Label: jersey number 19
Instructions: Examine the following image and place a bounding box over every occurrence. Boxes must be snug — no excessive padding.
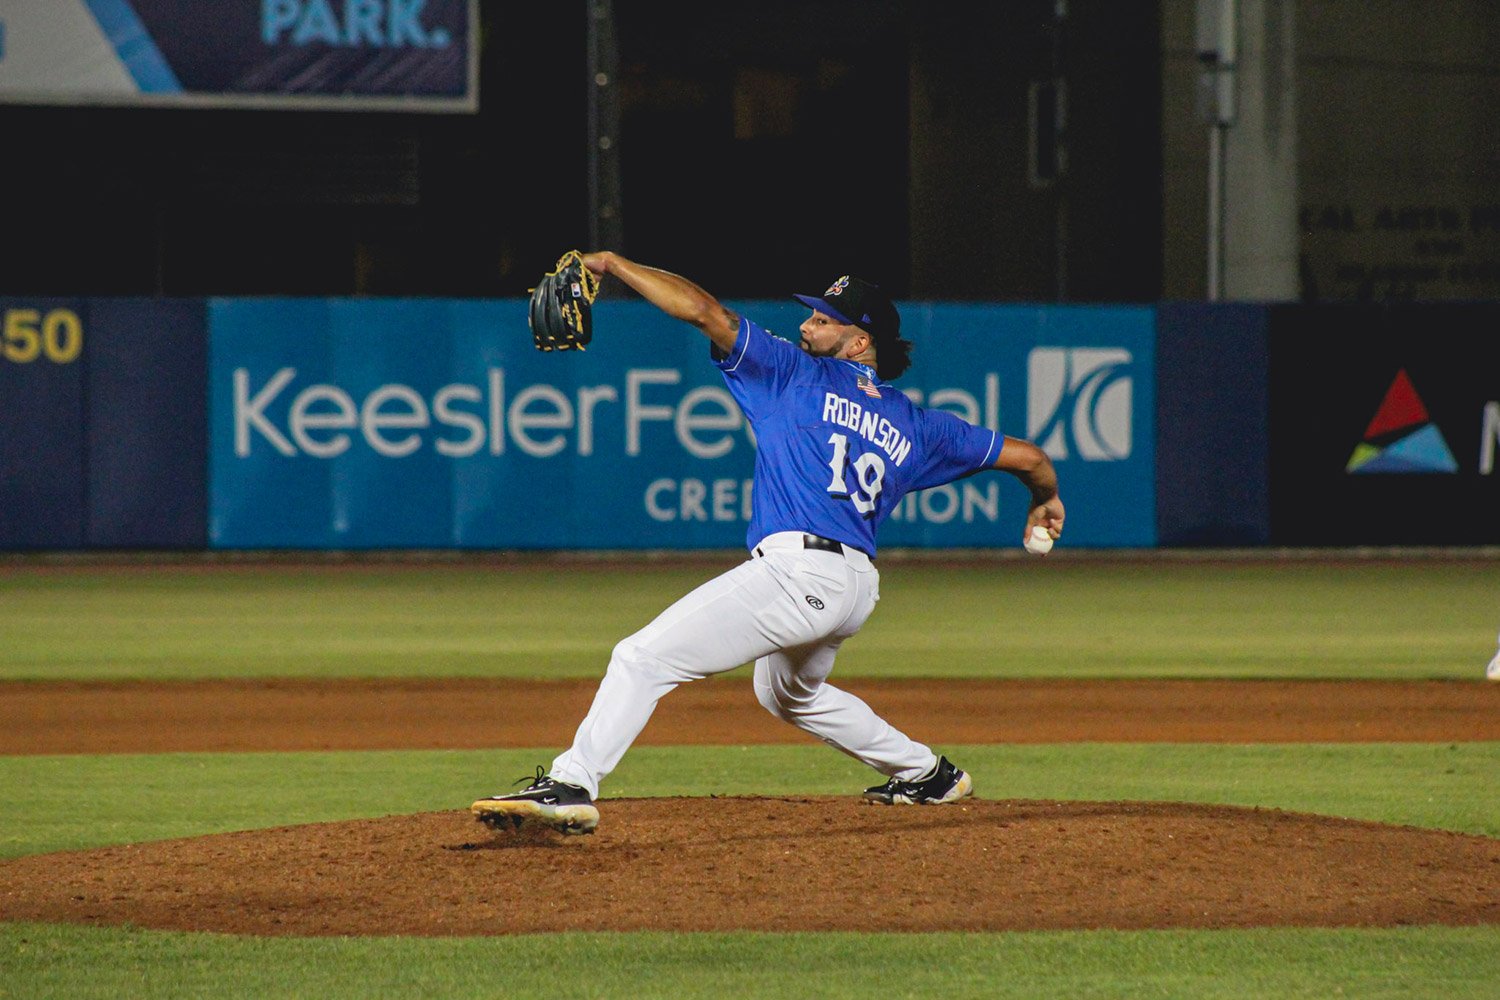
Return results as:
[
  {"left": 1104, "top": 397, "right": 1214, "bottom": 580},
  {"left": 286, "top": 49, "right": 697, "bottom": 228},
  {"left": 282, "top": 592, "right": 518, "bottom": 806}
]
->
[{"left": 825, "top": 433, "right": 886, "bottom": 518}]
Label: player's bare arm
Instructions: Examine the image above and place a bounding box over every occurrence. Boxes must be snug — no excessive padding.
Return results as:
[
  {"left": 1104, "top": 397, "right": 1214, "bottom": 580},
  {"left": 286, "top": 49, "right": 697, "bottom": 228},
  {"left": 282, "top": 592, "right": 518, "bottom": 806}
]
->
[
  {"left": 992, "top": 436, "right": 1065, "bottom": 540},
  {"left": 581, "top": 251, "right": 740, "bottom": 352}
]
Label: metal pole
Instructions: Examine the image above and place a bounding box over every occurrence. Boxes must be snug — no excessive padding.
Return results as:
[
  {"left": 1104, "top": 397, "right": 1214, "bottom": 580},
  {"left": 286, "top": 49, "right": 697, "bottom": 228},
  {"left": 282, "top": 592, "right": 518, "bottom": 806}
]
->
[
  {"left": 1206, "top": 123, "right": 1224, "bottom": 301},
  {"left": 1197, "top": 0, "right": 1237, "bottom": 301},
  {"left": 586, "top": 0, "right": 623, "bottom": 252},
  {"left": 1053, "top": 0, "right": 1068, "bottom": 302}
]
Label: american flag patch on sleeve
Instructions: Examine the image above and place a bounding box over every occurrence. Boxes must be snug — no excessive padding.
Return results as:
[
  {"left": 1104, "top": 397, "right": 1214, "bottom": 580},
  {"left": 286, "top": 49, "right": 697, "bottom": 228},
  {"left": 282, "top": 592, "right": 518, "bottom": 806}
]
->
[{"left": 857, "top": 375, "right": 882, "bottom": 399}]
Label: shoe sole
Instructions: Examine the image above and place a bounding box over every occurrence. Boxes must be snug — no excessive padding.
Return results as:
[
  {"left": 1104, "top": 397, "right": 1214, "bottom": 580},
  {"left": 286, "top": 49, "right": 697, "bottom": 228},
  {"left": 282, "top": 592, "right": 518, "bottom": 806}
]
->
[
  {"left": 862, "top": 770, "right": 973, "bottom": 806},
  {"left": 470, "top": 798, "right": 599, "bottom": 835}
]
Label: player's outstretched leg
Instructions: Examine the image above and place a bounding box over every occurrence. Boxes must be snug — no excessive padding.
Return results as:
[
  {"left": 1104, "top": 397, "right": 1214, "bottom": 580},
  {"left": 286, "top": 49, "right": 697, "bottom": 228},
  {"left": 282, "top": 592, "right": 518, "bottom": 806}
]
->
[
  {"left": 862, "top": 755, "right": 973, "bottom": 806},
  {"left": 752, "top": 648, "right": 971, "bottom": 805},
  {"left": 471, "top": 766, "right": 599, "bottom": 835}
]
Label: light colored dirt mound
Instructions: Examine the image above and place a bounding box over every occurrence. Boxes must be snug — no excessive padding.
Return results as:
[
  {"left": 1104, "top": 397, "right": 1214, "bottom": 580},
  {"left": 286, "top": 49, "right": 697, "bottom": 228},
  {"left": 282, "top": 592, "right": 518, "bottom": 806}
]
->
[
  {"left": 4, "top": 678, "right": 1497, "bottom": 754},
  {"left": 3, "top": 798, "right": 1496, "bottom": 936}
]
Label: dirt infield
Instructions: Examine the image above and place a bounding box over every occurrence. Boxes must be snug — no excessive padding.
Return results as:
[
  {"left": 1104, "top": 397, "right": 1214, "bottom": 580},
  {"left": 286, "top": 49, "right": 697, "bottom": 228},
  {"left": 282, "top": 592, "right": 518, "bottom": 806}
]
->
[
  {"left": 3, "top": 678, "right": 1498, "bottom": 936},
  {"left": 4, "top": 677, "right": 1498, "bottom": 754}
]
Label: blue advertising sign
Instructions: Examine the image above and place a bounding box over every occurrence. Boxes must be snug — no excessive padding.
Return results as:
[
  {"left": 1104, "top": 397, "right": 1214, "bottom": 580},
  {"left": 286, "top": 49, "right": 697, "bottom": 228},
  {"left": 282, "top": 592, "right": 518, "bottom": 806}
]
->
[
  {"left": 0, "top": 0, "right": 475, "bottom": 111},
  {"left": 208, "top": 299, "right": 1155, "bottom": 550},
  {"left": 886, "top": 304, "right": 1156, "bottom": 549}
]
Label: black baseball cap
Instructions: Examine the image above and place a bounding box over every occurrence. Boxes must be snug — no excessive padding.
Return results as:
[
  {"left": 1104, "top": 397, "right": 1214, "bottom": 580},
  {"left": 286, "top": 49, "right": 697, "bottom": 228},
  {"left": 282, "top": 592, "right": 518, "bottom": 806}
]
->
[
  {"left": 794, "top": 275, "right": 912, "bottom": 379},
  {"left": 793, "top": 275, "right": 900, "bottom": 342}
]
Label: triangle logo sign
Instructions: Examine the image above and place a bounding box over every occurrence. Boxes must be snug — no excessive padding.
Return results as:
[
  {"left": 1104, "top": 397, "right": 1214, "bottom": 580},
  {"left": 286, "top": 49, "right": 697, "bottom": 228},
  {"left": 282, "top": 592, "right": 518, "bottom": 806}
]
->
[{"left": 1346, "top": 370, "right": 1458, "bottom": 474}]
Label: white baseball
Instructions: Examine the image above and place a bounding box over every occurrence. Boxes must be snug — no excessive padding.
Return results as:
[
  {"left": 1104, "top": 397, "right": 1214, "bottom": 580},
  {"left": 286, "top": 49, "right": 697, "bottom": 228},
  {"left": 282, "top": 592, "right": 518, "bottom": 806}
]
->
[{"left": 1024, "top": 525, "right": 1054, "bottom": 555}]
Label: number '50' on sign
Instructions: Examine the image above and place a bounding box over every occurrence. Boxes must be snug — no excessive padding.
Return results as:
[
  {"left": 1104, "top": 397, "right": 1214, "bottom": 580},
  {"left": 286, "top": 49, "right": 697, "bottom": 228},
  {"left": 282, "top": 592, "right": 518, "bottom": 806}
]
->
[{"left": 2, "top": 309, "right": 83, "bottom": 364}]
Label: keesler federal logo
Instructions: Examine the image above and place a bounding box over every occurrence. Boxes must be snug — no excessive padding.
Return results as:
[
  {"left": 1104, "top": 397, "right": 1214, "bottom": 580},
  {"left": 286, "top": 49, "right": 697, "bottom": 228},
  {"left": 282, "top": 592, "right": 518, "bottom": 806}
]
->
[
  {"left": 1027, "top": 348, "right": 1133, "bottom": 461},
  {"left": 1346, "top": 369, "right": 1458, "bottom": 474}
]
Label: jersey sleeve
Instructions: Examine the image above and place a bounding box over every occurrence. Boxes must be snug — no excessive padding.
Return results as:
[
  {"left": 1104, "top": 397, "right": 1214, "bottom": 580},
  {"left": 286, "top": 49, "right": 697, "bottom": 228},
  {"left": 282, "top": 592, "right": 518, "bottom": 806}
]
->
[
  {"left": 714, "top": 316, "right": 811, "bottom": 401},
  {"left": 908, "top": 407, "right": 1002, "bottom": 491}
]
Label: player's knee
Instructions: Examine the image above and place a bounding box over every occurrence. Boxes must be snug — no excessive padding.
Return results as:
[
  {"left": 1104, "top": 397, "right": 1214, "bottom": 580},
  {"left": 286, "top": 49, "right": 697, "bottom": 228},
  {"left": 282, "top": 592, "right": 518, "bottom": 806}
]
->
[
  {"left": 609, "top": 638, "right": 650, "bottom": 671},
  {"left": 608, "top": 638, "right": 677, "bottom": 682},
  {"left": 753, "top": 680, "right": 793, "bottom": 720},
  {"left": 756, "top": 678, "right": 813, "bottom": 722}
]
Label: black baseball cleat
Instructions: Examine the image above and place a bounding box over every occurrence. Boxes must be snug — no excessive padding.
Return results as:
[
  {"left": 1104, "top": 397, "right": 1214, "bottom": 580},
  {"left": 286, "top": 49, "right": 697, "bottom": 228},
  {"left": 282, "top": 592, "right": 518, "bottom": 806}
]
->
[
  {"left": 862, "top": 755, "right": 973, "bottom": 805},
  {"left": 470, "top": 766, "right": 599, "bottom": 835}
]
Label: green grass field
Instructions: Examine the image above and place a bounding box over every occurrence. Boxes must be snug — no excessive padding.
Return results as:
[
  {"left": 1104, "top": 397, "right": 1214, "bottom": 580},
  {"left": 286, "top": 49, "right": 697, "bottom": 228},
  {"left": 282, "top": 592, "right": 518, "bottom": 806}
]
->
[
  {"left": 2, "top": 558, "right": 1498, "bottom": 999},
  {"left": 2, "top": 559, "right": 1495, "bottom": 680}
]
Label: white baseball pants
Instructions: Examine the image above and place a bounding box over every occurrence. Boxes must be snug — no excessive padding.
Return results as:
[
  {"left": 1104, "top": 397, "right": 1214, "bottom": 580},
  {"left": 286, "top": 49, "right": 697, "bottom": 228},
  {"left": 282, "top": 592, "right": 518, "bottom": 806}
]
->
[{"left": 549, "top": 531, "right": 940, "bottom": 799}]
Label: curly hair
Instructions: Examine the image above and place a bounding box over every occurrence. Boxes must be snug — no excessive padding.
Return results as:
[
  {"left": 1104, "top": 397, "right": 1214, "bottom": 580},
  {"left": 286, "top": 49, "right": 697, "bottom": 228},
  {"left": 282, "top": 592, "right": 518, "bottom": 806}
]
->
[{"left": 875, "top": 334, "right": 913, "bottom": 381}]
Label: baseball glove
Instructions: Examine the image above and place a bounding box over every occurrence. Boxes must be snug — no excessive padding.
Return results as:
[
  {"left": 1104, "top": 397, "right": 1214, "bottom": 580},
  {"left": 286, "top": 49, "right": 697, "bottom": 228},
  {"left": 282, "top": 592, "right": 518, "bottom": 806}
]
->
[{"left": 528, "top": 250, "right": 599, "bottom": 351}]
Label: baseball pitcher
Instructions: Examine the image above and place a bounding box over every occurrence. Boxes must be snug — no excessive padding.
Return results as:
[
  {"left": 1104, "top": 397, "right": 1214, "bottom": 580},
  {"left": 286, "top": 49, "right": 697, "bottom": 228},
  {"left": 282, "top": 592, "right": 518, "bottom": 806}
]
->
[{"left": 473, "top": 252, "right": 1065, "bottom": 834}]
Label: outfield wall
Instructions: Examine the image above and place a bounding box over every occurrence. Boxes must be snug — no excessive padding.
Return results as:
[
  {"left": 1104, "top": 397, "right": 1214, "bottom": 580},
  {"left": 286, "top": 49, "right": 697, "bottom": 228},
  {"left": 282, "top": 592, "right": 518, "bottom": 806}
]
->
[
  {"left": 2, "top": 298, "right": 1496, "bottom": 550},
  {"left": 1266, "top": 304, "right": 1500, "bottom": 547},
  {"left": 0, "top": 299, "right": 206, "bottom": 549}
]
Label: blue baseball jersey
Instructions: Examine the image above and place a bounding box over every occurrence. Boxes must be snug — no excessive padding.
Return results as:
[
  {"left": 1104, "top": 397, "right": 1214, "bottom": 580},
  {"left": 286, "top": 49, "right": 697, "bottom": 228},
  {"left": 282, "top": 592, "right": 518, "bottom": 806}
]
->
[{"left": 715, "top": 316, "right": 1002, "bottom": 557}]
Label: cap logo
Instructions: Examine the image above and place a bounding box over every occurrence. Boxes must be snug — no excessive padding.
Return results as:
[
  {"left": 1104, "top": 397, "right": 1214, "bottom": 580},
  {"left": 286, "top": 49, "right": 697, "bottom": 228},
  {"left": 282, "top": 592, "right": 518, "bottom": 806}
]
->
[{"left": 825, "top": 276, "right": 850, "bottom": 297}]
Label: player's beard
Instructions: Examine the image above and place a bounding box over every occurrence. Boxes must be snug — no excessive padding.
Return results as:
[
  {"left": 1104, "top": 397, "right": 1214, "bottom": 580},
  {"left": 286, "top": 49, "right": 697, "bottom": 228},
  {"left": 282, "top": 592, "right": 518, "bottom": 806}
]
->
[{"left": 801, "top": 330, "right": 857, "bottom": 359}]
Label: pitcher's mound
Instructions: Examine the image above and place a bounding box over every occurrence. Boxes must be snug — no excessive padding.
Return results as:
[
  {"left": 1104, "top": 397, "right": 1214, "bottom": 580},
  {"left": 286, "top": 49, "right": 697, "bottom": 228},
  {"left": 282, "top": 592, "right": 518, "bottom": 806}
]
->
[{"left": 4, "top": 798, "right": 1497, "bottom": 936}]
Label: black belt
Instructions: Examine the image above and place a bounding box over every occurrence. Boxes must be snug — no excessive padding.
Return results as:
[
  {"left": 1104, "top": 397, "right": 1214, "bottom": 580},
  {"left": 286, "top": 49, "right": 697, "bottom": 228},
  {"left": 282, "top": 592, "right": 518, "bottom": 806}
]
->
[
  {"left": 801, "top": 533, "right": 844, "bottom": 554},
  {"left": 754, "top": 533, "right": 869, "bottom": 559}
]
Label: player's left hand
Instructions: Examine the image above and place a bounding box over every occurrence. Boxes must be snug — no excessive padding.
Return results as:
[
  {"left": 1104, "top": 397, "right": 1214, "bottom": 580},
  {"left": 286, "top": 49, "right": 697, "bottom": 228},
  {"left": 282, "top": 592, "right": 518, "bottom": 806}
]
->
[{"left": 528, "top": 250, "right": 600, "bottom": 352}]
